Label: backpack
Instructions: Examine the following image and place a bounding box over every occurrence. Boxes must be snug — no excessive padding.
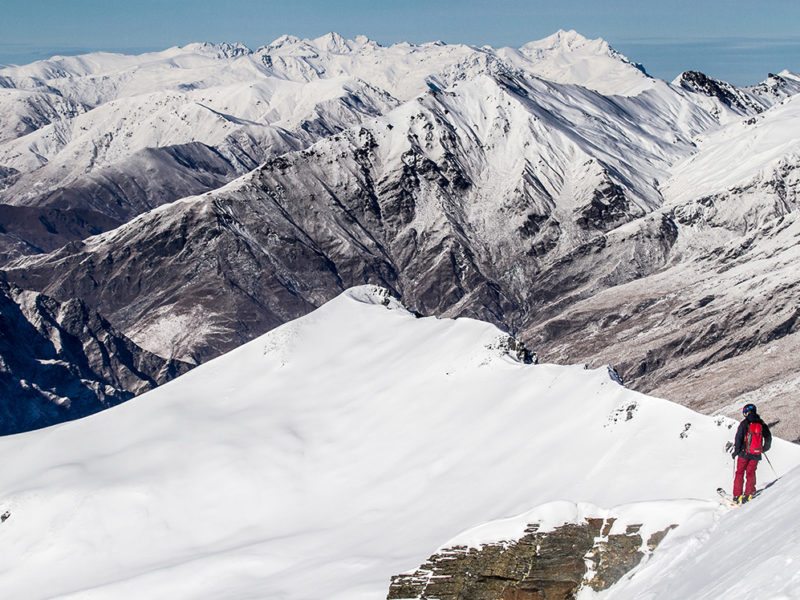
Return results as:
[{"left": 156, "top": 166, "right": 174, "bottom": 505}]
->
[{"left": 745, "top": 422, "right": 764, "bottom": 455}]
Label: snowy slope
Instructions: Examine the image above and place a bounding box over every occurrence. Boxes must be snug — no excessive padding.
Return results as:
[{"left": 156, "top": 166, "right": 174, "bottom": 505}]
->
[
  {"left": 0, "top": 88, "right": 86, "bottom": 143},
  {"left": 665, "top": 92, "right": 800, "bottom": 208},
  {"left": 0, "top": 286, "right": 797, "bottom": 599},
  {"left": 598, "top": 464, "right": 800, "bottom": 600}
]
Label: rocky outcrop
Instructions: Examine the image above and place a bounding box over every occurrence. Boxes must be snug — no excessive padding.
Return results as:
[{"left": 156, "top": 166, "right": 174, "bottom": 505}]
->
[
  {"left": 388, "top": 516, "right": 675, "bottom": 600},
  {"left": 675, "top": 70, "right": 764, "bottom": 115},
  {"left": 0, "top": 274, "right": 192, "bottom": 435}
]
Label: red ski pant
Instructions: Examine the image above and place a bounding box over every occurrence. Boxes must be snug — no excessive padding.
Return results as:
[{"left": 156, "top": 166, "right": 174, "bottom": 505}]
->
[{"left": 733, "top": 457, "right": 758, "bottom": 497}]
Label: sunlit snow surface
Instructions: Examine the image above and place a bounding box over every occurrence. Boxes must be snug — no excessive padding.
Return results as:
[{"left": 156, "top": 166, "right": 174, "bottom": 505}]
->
[
  {"left": 591, "top": 465, "right": 800, "bottom": 600},
  {"left": 0, "top": 286, "right": 798, "bottom": 599}
]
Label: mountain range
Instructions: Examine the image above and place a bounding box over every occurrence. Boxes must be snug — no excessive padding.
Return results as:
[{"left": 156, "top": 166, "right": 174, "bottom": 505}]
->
[{"left": 1, "top": 30, "right": 799, "bottom": 437}]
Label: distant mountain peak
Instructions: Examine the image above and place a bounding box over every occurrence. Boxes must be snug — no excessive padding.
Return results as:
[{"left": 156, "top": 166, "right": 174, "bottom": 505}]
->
[
  {"left": 312, "top": 32, "right": 350, "bottom": 52},
  {"left": 262, "top": 32, "right": 380, "bottom": 56},
  {"left": 511, "top": 30, "right": 651, "bottom": 94},
  {"left": 778, "top": 69, "right": 800, "bottom": 82},
  {"left": 674, "top": 70, "right": 766, "bottom": 114},
  {"left": 519, "top": 30, "right": 648, "bottom": 77},
  {"left": 353, "top": 34, "right": 378, "bottom": 47},
  {"left": 522, "top": 29, "right": 607, "bottom": 53},
  {"left": 538, "top": 29, "right": 595, "bottom": 48},
  {"left": 269, "top": 34, "right": 302, "bottom": 47},
  {"left": 179, "top": 41, "right": 252, "bottom": 58}
]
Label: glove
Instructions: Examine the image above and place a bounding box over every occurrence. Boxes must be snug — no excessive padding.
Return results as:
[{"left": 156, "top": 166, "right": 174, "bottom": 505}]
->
[{"left": 730, "top": 448, "right": 739, "bottom": 459}]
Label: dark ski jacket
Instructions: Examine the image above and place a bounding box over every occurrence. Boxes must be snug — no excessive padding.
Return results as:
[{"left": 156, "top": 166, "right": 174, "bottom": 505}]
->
[{"left": 734, "top": 412, "right": 772, "bottom": 461}]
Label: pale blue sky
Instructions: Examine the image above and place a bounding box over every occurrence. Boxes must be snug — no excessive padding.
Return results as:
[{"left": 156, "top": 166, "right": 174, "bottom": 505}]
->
[{"left": 2, "top": 0, "right": 799, "bottom": 84}]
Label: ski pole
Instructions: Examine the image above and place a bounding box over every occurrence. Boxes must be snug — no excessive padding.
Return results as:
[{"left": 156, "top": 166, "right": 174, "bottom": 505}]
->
[{"left": 764, "top": 453, "right": 778, "bottom": 478}]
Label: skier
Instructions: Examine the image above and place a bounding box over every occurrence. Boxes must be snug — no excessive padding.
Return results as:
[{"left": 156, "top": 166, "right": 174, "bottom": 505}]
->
[{"left": 731, "top": 403, "right": 772, "bottom": 503}]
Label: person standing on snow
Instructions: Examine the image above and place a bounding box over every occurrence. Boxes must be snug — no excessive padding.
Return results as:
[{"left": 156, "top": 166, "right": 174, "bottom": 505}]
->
[{"left": 732, "top": 403, "right": 772, "bottom": 503}]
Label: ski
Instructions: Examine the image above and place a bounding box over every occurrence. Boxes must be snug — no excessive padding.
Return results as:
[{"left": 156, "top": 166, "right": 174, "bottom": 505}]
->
[
  {"left": 716, "top": 487, "right": 738, "bottom": 507},
  {"left": 716, "top": 486, "right": 767, "bottom": 506}
]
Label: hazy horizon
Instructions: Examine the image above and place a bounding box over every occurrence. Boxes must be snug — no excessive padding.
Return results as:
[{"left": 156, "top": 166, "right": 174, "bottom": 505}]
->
[{"left": 2, "top": 0, "right": 799, "bottom": 86}]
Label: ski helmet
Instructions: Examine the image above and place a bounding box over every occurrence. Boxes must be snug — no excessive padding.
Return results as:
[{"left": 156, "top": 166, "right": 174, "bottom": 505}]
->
[{"left": 742, "top": 403, "right": 757, "bottom": 415}]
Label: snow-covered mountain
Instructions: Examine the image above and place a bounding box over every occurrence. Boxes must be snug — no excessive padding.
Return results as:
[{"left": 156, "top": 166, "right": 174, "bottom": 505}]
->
[
  {"left": 0, "top": 77, "right": 396, "bottom": 260},
  {"left": 0, "top": 30, "right": 786, "bottom": 261},
  {"left": 674, "top": 69, "right": 800, "bottom": 120},
  {"left": 5, "top": 64, "right": 717, "bottom": 360},
  {"left": 1, "top": 286, "right": 797, "bottom": 598},
  {"left": 524, "top": 93, "right": 800, "bottom": 437},
  {"left": 513, "top": 29, "right": 653, "bottom": 96},
  {"left": 2, "top": 31, "right": 800, "bottom": 437}
]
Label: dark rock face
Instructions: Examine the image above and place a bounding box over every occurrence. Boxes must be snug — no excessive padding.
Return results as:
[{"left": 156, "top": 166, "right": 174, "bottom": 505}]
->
[
  {"left": 0, "top": 204, "right": 121, "bottom": 264},
  {"left": 0, "top": 166, "right": 20, "bottom": 191},
  {"left": 676, "top": 71, "right": 763, "bottom": 114},
  {"left": 746, "top": 73, "right": 800, "bottom": 103},
  {"left": 575, "top": 181, "right": 632, "bottom": 232},
  {"left": 0, "top": 274, "right": 192, "bottom": 435},
  {"left": 387, "top": 517, "right": 675, "bottom": 600}
]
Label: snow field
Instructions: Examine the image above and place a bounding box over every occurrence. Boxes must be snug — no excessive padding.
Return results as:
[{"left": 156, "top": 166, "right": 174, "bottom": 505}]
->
[{"left": 0, "top": 286, "right": 798, "bottom": 599}]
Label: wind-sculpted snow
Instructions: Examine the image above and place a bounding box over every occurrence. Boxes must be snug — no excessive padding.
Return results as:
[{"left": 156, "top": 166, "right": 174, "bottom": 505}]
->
[{"left": 0, "top": 286, "right": 797, "bottom": 598}]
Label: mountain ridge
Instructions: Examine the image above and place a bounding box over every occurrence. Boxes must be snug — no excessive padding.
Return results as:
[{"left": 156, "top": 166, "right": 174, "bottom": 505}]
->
[{"left": 1, "top": 285, "right": 797, "bottom": 598}]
